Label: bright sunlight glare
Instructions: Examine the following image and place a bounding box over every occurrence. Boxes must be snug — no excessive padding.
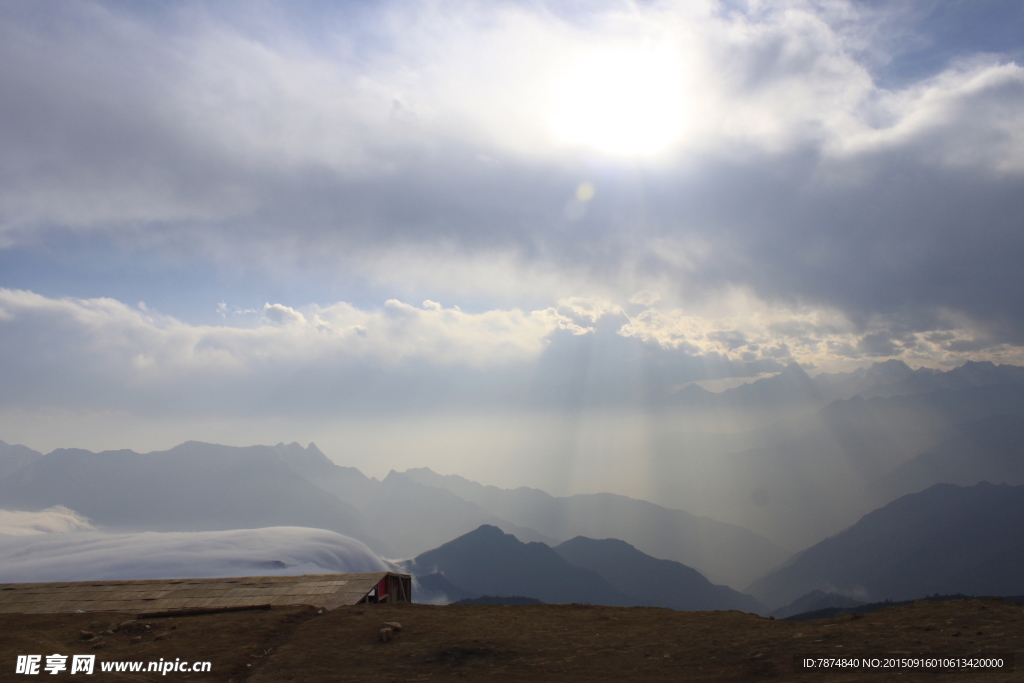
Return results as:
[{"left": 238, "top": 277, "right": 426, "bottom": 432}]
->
[{"left": 548, "top": 46, "right": 688, "bottom": 158}]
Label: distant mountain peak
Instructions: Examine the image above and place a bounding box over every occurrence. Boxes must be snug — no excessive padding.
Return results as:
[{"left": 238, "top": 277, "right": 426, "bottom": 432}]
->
[
  {"left": 563, "top": 535, "right": 632, "bottom": 548},
  {"left": 464, "top": 524, "right": 508, "bottom": 539},
  {"left": 866, "top": 359, "right": 912, "bottom": 375},
  {"left": 404, "top": 466, "right": 439, "bottom": 476},
  {"left": 781, "top": 362, "right": 810, "bottom": 376},
  {"left": 873, "top": 359, "right": 911, "bottom": 368},
  {"left": 677, "top": 382, "right": 713, "bottom": 396},
  {"left": 859, "top": 359, "right": 915, "bottom": 387},
  {"left": 424, "top": 524, "right": 540, "bottom": 557}
]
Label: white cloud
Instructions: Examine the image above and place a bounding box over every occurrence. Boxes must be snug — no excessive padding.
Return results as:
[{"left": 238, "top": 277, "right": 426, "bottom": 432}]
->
[
  {"left": 0, "top": 1, "right": 1022, "bottom": 405},
  {"left": 0, "top": 288, "right": 587, "bottom": 384},
  {"left": 832, "top": 60, "right": 1024, "bottom": 171},
  {"left": 556, "top": 296, "right": 623, "bottom": 324},
  {"left": 0, "top": 506, "right": 95, "bottom": 536},
  {"left": 1, "top": 287, "right": 1020, "bottom": 418},
  {"left": 615, "top": 290, "right": 1024, "bottom": 372},
  {"left": 629, "top": 291, "right": 661, "bottom": 306},
  {"left": 2, "top": 0, "right": 1021, "bottom": 236},
  {"left": 0, "top": 527, "right": 390, "bottom": 583},
  {"left": 263, "top": 303, "right": 305, "bottom": 326}
]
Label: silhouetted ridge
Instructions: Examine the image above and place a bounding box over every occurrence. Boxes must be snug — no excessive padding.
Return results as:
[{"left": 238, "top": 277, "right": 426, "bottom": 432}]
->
[
  {"left": 399, "top": 468, "right": 787, "bottom": 588},
  {"left": 783, "top": 594, "right": 1001, "bottom": 622},
  {"left": 404, "top": 526, "right": 765, "bottom": 612},
  {"left": 0, "top": 441, "right": 383, "bottom": 552},
  {"left": 404, "top": 525, "right": 632, "bottom": 606},
  {"left": 452, "top": 596, "right": 543, "bottom": 605},
  {"left": 555, "top": 536, "right": 764, "bottom": 613},
  {"left": 749, "top": 482, "right": 1024, "bottom": 609}
]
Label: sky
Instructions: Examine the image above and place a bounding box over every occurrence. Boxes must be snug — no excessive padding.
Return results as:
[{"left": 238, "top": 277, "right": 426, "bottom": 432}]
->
[{"left": 1, "top": 0, "right": 1022, "bottom": 488}]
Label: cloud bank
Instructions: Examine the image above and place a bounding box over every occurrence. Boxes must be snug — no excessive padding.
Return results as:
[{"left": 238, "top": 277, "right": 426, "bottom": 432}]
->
[
  {"left": 0, "top": 286, "right": 1017, "bottom": 419},
  {"left": 0, "top": 506, "right": 95, "bottom": 536},
  {"left": 0, "top": 526, "right": 390, "bottom": 583},
  {"left": 0, "top": 0, "right": 1020, "bottom": 342}
]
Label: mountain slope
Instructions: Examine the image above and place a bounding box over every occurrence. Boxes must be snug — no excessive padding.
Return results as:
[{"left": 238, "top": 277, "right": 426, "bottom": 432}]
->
[
  {"left": 554, "top": 536, "right": 764, "bottom": 613},
  {"left": 747, "top": 482, "right": 1024, "bottom": 609},
  {"left": 0, "top": 440, "right": 42, "bottom": 480},
  {"left": 0, "top": 441, "right": 386, "bottom": 553},
  {"left": 686, "top": 360, "right": 1024, "bottom": 409},
  {"left": 0, "top": 439, "right": 559, "bottom": 561},
  {"left": 769, "top": 590, "right": 866, "bottom": 619},
  {"left": 404, "top": 525, "right": 633, "bottom": 606},
  {"left": 359, "top": 472, "right": 559, "bottom": 558},
  {"left": 643, "top": 378, "right": 1024, "bottom": 550},
  {"left": 871, "top": 414, "right": 1024, "bottom": 501},
  {"left": 399, "top": 468, "right": 788, "bottom": 589},
  {"left": 271, "top": 441, "right": 378, "bottom": 509}
]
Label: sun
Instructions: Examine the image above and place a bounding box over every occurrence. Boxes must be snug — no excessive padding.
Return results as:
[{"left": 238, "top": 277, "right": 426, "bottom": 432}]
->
[{"left": 548, "top": 46, "right": 687, "bottom": 158}]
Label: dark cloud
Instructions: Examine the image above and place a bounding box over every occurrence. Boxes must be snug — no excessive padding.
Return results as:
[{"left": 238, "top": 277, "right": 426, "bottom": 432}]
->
[
  {"left": 857, "top": 331, "right": 900, "bottom": 357},
  {"left": 0, "top": 0, "right": 1021, "bottom": 383},
  {"left": 945, "top": 337, "right": 998, "bottom": 353},
  {"left": 707, "top": 330, "right": 749, "bottom": 351}
]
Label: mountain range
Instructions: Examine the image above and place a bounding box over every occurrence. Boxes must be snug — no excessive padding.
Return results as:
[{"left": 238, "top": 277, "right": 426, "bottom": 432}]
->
[
  {"left": 676, "top": 360, "right": 1024, "bottom": 412},
  {"left": 404, "top": 525, "right": 633, "bottom": 607},
  {"left": 554, "top": 535, "right": 764, "bottom": 612},
  {"left": 870, "top": 413, "right": 1024, "bottom": 502},
  {"left": 645, "top": 362, "right": 1024, "bottom": 548},
  {"left": 0, "top": 438, "right": 783, "bottom": 587},
  {"left": 3, "top": 360, "right": 1023, "bottom": 607},
  {"left": 403, "top": 525, "right": 764, "bottom": 613},
  {"left": 403, "top": 481, "right": 1024, "bottom": 616},
  {"left": 398, "top": 467, "right": 786, "bottom": 588},
  {"left": 0, "top": 441, "right": 381, "bottom": 549},
  {"left": 769, "top": 590, "right": 866, "bottom": 620},
  {"left": 748, "top": 481, "right": 1024, "bottom": 609}
]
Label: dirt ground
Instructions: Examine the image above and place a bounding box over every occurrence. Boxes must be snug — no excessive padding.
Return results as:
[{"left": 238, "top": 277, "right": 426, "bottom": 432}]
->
[{"left": 1, "top": 598, "right": 1021, "bottom": 682}]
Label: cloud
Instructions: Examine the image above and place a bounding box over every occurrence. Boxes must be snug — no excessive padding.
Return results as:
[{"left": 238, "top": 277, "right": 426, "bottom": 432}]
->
[
  {"left": 0, "top": 526, "right": 390, "bottom": 583},
  {"left": 0, "top": 506, "right": 95, "bottom": 536},
  {"left": 0, "top": 288, "right": 600, "bottom": 414},
  {"left": 0, "top": 288, "right": 580, "bottom": 374},
  {"left": 823, "top": 58, "right": 1024, "bottom": 170},
  {"left": 629, "top": 291, "right": 661, "bottom": 306},
  {"left": 0, "top": 0, "right": 1021, "bottom": 390},
  {"left": 263, "top": 303, "right": 305, "bottom": 326},
  {"left": 1, "top": 287, "right": 1021, "bottom": 420}
]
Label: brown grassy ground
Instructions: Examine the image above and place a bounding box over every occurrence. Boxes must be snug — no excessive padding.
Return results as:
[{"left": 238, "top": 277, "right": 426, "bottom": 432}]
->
[{"left": 1, "top": 599, "right": 1021, "bottom": 682}]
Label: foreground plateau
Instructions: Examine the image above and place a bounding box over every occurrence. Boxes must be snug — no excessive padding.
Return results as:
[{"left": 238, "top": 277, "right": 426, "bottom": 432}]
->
[{"left": 2, "top": 599, "right": 1022, "bottom": 681}]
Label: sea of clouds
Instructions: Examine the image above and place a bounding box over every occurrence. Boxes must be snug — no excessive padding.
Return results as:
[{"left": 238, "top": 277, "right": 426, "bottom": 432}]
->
[{"left": 0, "top": 507, "right": 392, "bottom": 583}]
